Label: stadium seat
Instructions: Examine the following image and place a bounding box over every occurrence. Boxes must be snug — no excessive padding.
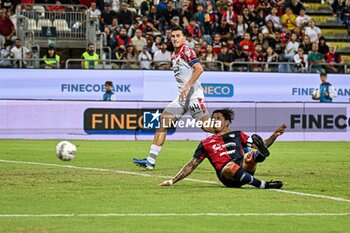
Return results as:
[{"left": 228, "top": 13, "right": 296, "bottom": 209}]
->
[
  {"left": 33, "top": 5, "right": 46, "bottom": 18},
  {"left": 53, "top": 19, "right": 70, "bottom": 32},
  {"left": 27, "top": 19, "right": 37, "bottom": 31},
  {"left": 37, "top": 19, "right": 53, "bottom": 30}
]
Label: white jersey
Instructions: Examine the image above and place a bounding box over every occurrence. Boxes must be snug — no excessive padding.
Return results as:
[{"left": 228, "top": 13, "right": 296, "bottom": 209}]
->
[{"left": 171, "top": 44, "right": 204, "bottom": 99}]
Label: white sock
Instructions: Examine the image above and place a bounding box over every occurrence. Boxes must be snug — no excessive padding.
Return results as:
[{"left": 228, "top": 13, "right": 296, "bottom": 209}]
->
[
  {"left": 147, "top": 144, "right": 161, "bottom": 164},
  {"left": 260, "top": 181, "right": 266, "bottom": 189}
]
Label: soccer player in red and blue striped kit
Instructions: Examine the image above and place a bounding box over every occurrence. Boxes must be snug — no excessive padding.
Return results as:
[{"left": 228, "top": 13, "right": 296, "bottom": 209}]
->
[{"left": 160, "top": 108, "right": 286, "bottom": 189}]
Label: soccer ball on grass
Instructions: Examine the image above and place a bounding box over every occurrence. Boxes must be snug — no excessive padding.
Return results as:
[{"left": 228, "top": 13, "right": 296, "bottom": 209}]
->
[{"left": 55, "top": 141, "right": 77, "bottom": 161}]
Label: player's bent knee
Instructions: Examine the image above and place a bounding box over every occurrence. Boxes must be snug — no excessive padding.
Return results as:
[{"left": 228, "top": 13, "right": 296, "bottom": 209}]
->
[{"left": 221, "top": 162, "right": 240, "bottom": 179}]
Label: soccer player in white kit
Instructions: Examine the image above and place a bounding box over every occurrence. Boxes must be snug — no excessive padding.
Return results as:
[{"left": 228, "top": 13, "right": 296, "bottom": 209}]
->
[{"left": 133, "top": 26, "right": 213, "bottom": 170}]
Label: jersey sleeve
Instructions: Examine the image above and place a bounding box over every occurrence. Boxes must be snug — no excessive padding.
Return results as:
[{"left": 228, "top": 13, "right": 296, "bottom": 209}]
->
[
  {"left": 193, "top": 141, "right": 207, "bottom": 161},
  {"left": 240, "top": 131, "right": 251, "bottom": 148},
  {"left": 183, "top": 47, "right": 199, "bottom": 67}
]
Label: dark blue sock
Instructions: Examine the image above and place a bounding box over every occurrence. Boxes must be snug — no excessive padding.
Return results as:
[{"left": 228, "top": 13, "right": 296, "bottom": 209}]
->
[
  {"left": 253, "top": 151, "right": 266, "bottom": 163},
  {"left": 233, "top": 167, "right": 265, "bottom": 189}
]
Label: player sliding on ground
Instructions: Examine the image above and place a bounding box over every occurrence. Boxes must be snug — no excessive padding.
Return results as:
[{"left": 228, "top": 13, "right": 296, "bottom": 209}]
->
[
  {"left": 133, "top": 26, "right": 213, "bottom": 170},
  {"left": 160, "top": 108, "right": 286, "bottom": 189}
]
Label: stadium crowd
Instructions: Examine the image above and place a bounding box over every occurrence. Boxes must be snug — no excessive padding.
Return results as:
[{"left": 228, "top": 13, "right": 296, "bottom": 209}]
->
[{"left": 0, "top": 0, "right": 348, "bottom": 72}]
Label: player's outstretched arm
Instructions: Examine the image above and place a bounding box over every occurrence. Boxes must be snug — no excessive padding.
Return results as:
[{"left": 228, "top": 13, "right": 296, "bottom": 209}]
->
[
  {"left": 264, "top": 124, "right": 287, "bottom": 148},
  {"left": 159, "top": 158, "right": 202, "bottom": 186},
  {"left": 179, "top": 63, "right": 203, "bottom": 101}
]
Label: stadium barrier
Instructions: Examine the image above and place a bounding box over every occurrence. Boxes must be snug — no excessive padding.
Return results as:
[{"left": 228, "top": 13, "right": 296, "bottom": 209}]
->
[
  {"left": 17, "top": 4, "right": 88, "bottom": 40},
  {"left": 0, "top": 58, "right": 60, "bottom": 69},
  {"left": 1, "top": 69, "right": 349, "bottom": 102},
  {"left": 0, "top": 100, "right": 349, "bottom": 141}
]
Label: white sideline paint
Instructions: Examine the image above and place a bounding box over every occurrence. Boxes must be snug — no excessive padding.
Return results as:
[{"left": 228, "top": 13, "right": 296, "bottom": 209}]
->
[
  {"left": 0, "top": 213, "right": 349, "bottom": 218},
  {"left": 0, "top": 159, "right": 350, "bottom": 203}
]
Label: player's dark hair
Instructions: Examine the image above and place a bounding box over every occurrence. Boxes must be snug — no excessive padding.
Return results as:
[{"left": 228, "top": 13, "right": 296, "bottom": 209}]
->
[
  {"left": 212, "top": 108, "right": 235, "bottom": 123},
  {"left": 171, "top": 26, "right": 184, "bottom": 34},
  {"left": 105, "top": 81, "right": 113, "bottom": 86}
]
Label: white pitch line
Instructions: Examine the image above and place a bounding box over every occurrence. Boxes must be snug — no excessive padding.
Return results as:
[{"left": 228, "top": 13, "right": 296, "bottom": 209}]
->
[
  {"left": 0, "top": 213, "right": 349, "bottom": 218},
  {"left": 0, "top": 159, "right": 350, "bottom": 203}
]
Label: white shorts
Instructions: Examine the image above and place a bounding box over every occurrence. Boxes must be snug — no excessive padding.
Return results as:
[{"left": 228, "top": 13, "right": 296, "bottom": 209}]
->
[{"left": 164, "top": 97, "right": 209, "bottom": 120}]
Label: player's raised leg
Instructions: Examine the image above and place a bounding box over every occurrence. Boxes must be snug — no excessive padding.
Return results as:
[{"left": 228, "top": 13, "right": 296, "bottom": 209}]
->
[{"left": 132, "top": 110, "right": 179, "bottom": 170}]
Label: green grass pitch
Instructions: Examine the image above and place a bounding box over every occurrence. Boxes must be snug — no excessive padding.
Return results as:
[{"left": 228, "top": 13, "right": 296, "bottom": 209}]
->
[{"left": 0, "top": 140, "right": 349, "bottom": 233}]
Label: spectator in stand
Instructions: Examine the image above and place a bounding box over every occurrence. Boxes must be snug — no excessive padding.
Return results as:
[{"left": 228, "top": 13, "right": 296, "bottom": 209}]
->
[
  {"left": 87, "top": 2, "right": 101, "bottom": 20},
  {"left": 281, "top": 7, "right": 296, "bottom": 32},
  {"left": 249, "top": 43, "right": 265, "bottom": 72},
  {"left": 185, "top": 34, "right": 198, "bottom": 49},
  {"left": 288, "top": 0, "right": 304, "bottom": 15},
  {"left": 109, "top": 17, "right": 120, "bottom": 32},
  {"left": 246, "top": 0, "right": 258, "bottom": 13},
  {"left": 101, "top": 3, "right": 117, "bottom": 27},
  {"left": 212, "top": 33, "right": 223, "bottom": 55},
  {"left": 262, "top": 20, "right": 276, "bottom": 41},
  {"left": 121, "top": 45, "right": 139, "bottom": 69},
  {"left": 255, "top": 9, "right": 266, "bottom": 29},
  {"left": 304, "top": 19, "right": 321, "bottom": 43},
  {"left": 233, "top": 0, "right": 247, "bottom": 14},
  {"left": 299, "top": 35, "right": 312, "bottom": 54},
  {"left": 1, "top": 0, "right": 18, "bottom": 12},
  {"left": 128, "top": 20, "right": 141, "bottom": 38},
  {"left": 294, "top": 26, "right": 303, "bottom": 42},
  {"left": 131, "top": 29, "right": 147, "bottom": 52},
  {"left": 47, "top": 1, "right": 65, "bottom": 12},
  {"left": 255, "top": 32, "right": 269, "bottom": 51},
  {"left": 140, "top": 15, "right": 160, "bottom": 37},
  {"left": 116, "top": 27, "right": 131, "bottom": 48},
  {"left": 10, "top": 38, "right": 31, "bottom": 68},
  {"left": 186, "top": 18, "right": 202, "bottom": 41},
  {"left": 294, "top": 47, "right": 308, "bottom": 72},
  {"left": 270, "top": 0, "right": 285, "bottom": 16},
  {"left": 151, "top": 35, "right": 162, "bottom": 54},
  {"left": 221, "top": 3, "right": 237, "bottom": 29},
  {"left": 239, "top": 33, "right": 255, "bottom": 55},
  {"left": 0, "top": 8, "right": 15, "bottom": 43},
  {"left": 218, "top": 45, "right": 234, "bottom": 71},
  {"left": 340, "top": 0, "right": 350, "bottom": 35},
  {"left": 139, "top": 46, "right": 152, "bottom": 70},
  {"left": 296, "top": 8, "right": 310, "bottom": 27},
  {"left": 204, "top": 3, "right": 216, "bottom": 36},
  {"left": 318, "top": 36, "right": 329, "bottom": 55},
  {"left": 269, "top": 30, "right": 284, "bottom": 56},
  {"left": 324, "top": 45, "right": 343, "bottom": 73},
  {"left": 265, "top": 46, "right": 279, "bottom": 72},
  {"left": 242, "top": 7, "right": 254, "bottom": 25},
  {"left": 308, "top": 43, "right": 325, "bottom": 73},
  {"left": 194, "top": 4, "right": 205, "bottom": 32},
  {"left": 140, "top": 0, "right": 153, "bottom": 15},
  {"left": 0, "top": 41, "right": 12, "bottom": 68},
  {"left": 180, "top": 2, "right": 193, "bottom": 27},
  {"left": 283, "top": 33, "right": 299, "bottom": 72},
  {"left": 233, "top": 15, "right": 249, "bottom": 43},
  {"left": 42, "top": 46, "right": 60, "bottom": 69},
  {"left": 232, "top": 45, "right": 249, "bottom": 71},
  {"left": 160, "top": 1, "right": 178, "bottom": 30},
  {"left": 147, "top": 5, "right": 161, "bottom": 31},
  {"left": 81, "top": 43, "right": 99, "bottom": 69},
  {"left": 217, "top": 20, "right": 231, "bottom": 40},
  {"left": 249, "top": 23, "right": 260, "bottom": 42},
  {"left": 257, "top": 0, "right": 271, "bottom": 15},
  {"left": 153, "top": 42, "right": 171, "bottom": 70},
  {"left": 265, "top": 7, "right": 282, "bottom": 31},
  {"left": 202, "top": 44, "right": 219, "bottom": 71},
  {"left": 117, "top": 1, "right": 133, "bottom": 29}
]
